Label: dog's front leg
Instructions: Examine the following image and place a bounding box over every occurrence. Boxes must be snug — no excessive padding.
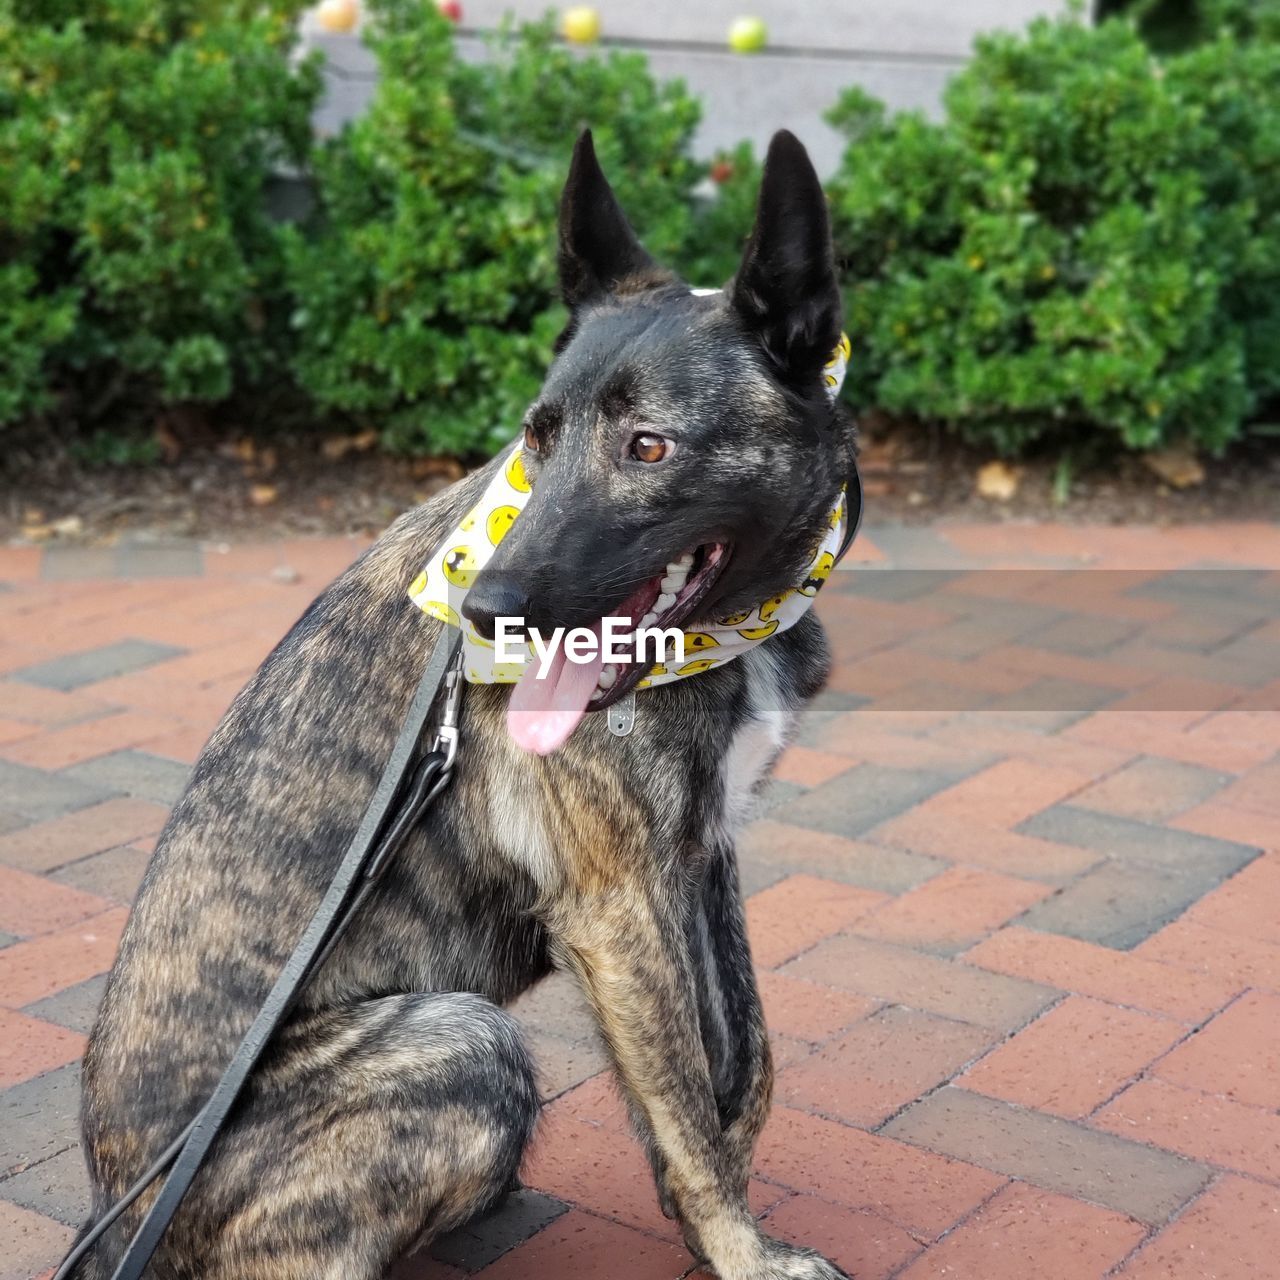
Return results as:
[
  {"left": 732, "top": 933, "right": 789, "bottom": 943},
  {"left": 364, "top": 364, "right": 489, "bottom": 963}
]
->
[
  {"left": 694, "top": 846, "right": 773, "bottom": 1194},
  {"left": 555, "top": 881, "right": 846, "bottom": 1280}
]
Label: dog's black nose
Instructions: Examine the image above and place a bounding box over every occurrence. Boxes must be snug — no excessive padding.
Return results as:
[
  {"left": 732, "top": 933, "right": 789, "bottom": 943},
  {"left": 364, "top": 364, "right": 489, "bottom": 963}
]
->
[{"left": 462, "top": 573, "right": 530, "bottom": 642}]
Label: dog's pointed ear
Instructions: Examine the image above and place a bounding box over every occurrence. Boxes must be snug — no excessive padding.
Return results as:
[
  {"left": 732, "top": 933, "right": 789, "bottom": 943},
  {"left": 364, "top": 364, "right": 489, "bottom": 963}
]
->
[
  {"left": 558, "top": 130, "right": 665, "bottom": 308},
  {"left": 731, "top": 131, "right": 842, "bottom": 385}
]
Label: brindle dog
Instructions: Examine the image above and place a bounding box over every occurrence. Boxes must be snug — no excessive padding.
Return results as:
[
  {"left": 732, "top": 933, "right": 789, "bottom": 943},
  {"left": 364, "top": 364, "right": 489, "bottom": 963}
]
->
[{"left": 78, "top": 130, "right": 854, "bottom": 1279}]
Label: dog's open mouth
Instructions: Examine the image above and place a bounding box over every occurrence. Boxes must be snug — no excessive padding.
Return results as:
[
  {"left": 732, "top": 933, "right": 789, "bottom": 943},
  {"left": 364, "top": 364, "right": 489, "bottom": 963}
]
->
[
  {"left": 506, "top": 543, "right": 730, "bottom": 754},
  {"left": 590, "top": 541, "right": 730, "bottom": 710}
]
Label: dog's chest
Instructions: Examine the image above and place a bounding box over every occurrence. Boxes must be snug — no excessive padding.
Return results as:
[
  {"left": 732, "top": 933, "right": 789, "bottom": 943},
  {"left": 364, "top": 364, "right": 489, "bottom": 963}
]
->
[{"left": 714, "top": 650, "right": 796, "bottom": 841}]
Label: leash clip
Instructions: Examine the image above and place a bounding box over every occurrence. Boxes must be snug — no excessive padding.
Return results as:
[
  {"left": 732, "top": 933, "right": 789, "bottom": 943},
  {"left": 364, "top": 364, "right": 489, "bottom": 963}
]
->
[{"left": 430, "top": 652, "right": 465, "bottom": 772}]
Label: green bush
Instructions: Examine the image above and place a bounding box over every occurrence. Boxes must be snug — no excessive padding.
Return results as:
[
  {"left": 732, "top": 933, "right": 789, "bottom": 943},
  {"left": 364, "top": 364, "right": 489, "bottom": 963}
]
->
[
  {"left": 1100, "top": 0, "right": 1280, "bottom": 53},
  {"left": 0, "top": 0, "right": 320, "bottom": 432},
  {"left": 285, "top": 2, "right": 745, "bottom": 456},
  {"left": 13, "top": 1, "right": 1277, "bottom": 467},
  {"left": 826, "top": 14, "right": 1280, "bottom": 456}
]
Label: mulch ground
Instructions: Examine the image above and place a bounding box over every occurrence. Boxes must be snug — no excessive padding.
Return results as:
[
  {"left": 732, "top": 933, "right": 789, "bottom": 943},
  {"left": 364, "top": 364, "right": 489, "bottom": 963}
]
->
[{"left": 4, "top": 424, "right": 1280, "bottom": 549}]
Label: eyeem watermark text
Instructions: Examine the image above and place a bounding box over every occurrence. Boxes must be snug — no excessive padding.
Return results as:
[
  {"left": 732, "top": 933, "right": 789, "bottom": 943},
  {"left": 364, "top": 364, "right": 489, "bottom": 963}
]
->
[{"left": 495, "top": 618, "right": 685, "bottom": 678}]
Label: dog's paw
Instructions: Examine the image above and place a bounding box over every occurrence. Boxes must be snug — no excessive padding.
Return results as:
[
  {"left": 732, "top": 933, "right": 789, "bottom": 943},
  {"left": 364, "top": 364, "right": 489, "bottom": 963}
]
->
[{"left": 756, "top": 1238, "right": 850, "bottom": 1280}]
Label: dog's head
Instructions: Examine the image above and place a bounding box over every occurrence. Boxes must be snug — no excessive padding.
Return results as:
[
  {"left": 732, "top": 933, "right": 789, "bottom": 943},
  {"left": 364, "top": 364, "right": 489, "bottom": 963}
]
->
[{"left": 464, "top": 129, "right": 853, "bottom": 712}]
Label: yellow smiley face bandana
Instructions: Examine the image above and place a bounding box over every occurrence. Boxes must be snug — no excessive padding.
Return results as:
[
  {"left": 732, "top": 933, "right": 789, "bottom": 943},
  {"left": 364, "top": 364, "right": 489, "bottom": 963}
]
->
[{"left": 408, "top": 320, "right": 854, "bottom": 689}]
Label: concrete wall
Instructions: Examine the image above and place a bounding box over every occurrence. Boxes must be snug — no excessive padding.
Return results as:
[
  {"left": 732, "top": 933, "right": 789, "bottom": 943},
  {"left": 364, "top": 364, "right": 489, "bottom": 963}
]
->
[{"left": 302, "top": 1, "right": 1071, "bottom": 175}]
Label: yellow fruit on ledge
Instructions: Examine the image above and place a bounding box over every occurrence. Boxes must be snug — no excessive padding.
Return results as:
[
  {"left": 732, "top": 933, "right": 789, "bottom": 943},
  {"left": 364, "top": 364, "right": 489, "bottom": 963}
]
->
[
  {"left": 562, "top": 6, "right": 601, "bottom": 43},
  {"left": 728, "top": 16, "right": 768, "bottom": 53},
  {"left": 316, "top": 0, "right": 358, "bottom": 34}
]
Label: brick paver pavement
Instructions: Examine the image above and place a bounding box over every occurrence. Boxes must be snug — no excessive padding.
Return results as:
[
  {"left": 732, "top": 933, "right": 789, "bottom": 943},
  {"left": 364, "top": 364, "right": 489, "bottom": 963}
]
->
[{"left": 2, "top": 522, "right": 1278, "bottom": 1279}]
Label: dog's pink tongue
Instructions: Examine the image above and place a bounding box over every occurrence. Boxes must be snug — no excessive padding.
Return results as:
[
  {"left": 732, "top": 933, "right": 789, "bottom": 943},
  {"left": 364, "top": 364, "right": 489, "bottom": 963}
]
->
[{"left": 507, "top": 624, "right": 604, "bottom": 755}]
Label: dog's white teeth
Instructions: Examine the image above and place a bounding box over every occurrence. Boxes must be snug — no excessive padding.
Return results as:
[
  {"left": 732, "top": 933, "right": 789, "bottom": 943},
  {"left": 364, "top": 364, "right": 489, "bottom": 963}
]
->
[
  {"left": 656, "top": 592, "right": 676, "bottom": 613},
  {"left": 639, "top": 611, "right": 658, "bottom": 628},
  {"left": 657, "top": 554, "right": 694, "bottom": 599},
  {"left": 598, "top": 667, "right": 616, "bottom": 689}
]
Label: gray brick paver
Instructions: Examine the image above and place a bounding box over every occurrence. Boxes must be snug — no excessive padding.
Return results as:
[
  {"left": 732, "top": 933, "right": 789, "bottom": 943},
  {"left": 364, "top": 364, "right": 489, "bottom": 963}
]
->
[
  {"left": 881, "top": 1086, "right": 1212, "bottom": 1226},
  {"left": 12, "top": 640, "right": 184, "bottom": 692},
  {"left": 61, "top": 751, "right": 192, "bottom": 808}
]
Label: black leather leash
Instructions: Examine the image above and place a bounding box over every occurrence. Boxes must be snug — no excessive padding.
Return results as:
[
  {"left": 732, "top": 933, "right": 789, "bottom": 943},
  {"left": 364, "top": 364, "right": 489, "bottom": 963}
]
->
[{"left": 55, "top": 627, "right": 465, "bottom": 1280}]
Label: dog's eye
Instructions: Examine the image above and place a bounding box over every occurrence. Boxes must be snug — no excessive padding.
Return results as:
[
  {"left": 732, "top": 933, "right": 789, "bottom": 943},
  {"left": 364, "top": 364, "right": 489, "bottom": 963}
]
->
[
  {"left": 629, "top": 433, "right": 672, "bottom": 464},
  {"left": 523, "top": 425, "right": 538, "bottom": 452}
]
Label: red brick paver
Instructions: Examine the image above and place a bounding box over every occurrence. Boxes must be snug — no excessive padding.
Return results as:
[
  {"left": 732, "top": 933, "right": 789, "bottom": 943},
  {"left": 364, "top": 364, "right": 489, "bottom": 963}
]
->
[
  {"left": 786, "top": 932, "right": 1056, "bottom": 1031},
  {"left": 1137, "top": 924, "right": 1280, "bottom": 1001},
  {"left": 0, "top": 710, "right": 183, "bottom": 770},
  {"left": 0, "top": 1009, "right": 86, "bottom": 1089},
  {"left": 912, "top": 758, "right": 1091, "bottom": 828},
  {"left": 477, "top": 1209, "right": 688, "bottom": 1279},
  {"left": 1177, "top": 853, "right": 1280, "bottom": 941},
  {"left": 755, "top": 1105, "right": 1007, "bottom": 1237},
  {"left": 756, "top": 1196, "right": 922, "bottom": 1279},
  {"left": 874, "top": 808, "right": 1105, "bottom": 881},
  {"left": 855, "top": 865, "right": 1052, "bottom": 952},
  {"left": 897, "top": 1183, "right": 1146, "bottom": 1280},
  {"left": 771, "top": 745, "right": 855, "bottom": 787},
  {"left": 959, "top": 995, "right": 1185, "bottom": 1119},
  {"left": 778, "top": 1005, "right": 995, "bottom": 1126},
  {"left": 0, "top": 865, "right": 114, "bottom": 938},
  {"left": 964, "top": 926, "right": 1241, "bottom": 1023},
  {"left": 1094, "top": 1077, "right": 1280, "bottom": 1182},
  {"left": 0, "top": 798, "right": 169, "bottom": 874},
  {"left": 1152, "top": 991, "right": 1280, "bottom": 1108},
  {"left": 1117, "top": 1176, "right": 1280, "bottom": 1278},
  {"left": 1, "top": 525, "right": 1277, "bottom": 1279},
  {"left": 0, "top": 1201, "right": 73, "bottom": 1280},
  {"left": 0, "top": 907, "right": 129, "bottom": 1007},
  {"left": 743, "top": 874, "right": 886, "bottom": 968},
  {"left": 754, "top": 971, "right": 880, "bottom": 1045}
]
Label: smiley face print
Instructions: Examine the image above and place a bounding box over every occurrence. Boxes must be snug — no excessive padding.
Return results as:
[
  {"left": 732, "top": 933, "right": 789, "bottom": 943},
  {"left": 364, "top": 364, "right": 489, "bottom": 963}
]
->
[
  {"left": 505, "top": 449, "right": 532, "bottom": 493},
  {"left": 486, "top": 505, "right": 520, "bottom": 547},
  {"left": 683, "top": 632, "right": 720, "bottom": 654},
  {"left": 799, "top": 552, "right": 834, "bottom": 597},
  {"left": 678, "top": 657, "right": 720, "bottom": 676},
  {"left": 419, "top": 600, "right": 461, "bottom": 627},
  {"left": 442, "top": 546, "right": 479, "bottom": 589},
  {"left": 760, "top": 590, "right": 793, "bottom": 622}
]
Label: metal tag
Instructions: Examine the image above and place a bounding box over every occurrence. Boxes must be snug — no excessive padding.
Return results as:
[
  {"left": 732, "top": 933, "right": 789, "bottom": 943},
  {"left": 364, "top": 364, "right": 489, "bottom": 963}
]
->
[{"left": 607, "top": 692, "right": 636, "bottom": 737}]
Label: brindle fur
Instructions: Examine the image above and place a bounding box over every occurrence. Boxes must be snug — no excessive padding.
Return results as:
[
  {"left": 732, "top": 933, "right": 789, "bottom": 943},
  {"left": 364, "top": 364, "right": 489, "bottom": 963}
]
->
[{"left": 77, "top": 131, "right": 853, "bottom": 1279}]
